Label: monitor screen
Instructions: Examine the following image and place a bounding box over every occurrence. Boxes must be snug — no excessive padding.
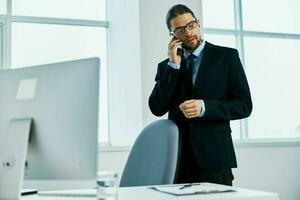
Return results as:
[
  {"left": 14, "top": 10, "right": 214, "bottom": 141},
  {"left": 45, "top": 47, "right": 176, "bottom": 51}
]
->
[{"left": 0, "top": 57, "right": 100, "bottom": 191}]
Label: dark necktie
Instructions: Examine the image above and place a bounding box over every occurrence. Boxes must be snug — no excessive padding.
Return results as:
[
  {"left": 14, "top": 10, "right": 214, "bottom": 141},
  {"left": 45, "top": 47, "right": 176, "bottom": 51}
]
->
[
  {"left": 183, "top": 54, "right": 196, "bottom": 98},
  {"left": 186, "top": 54, "right": 196, "bottom": 85}
]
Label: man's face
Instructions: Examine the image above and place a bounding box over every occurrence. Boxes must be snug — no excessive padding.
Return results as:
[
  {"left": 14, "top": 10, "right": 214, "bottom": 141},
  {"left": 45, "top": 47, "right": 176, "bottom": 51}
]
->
[{"left": 170, "top": 13, "right": 201, "bottom": 50}]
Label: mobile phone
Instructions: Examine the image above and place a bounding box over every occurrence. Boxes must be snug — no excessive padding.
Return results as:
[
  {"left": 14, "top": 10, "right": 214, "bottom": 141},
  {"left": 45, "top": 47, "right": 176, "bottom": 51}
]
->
[
  {"left": 171, "top": 36, "right": 182, "bottom": 55},
  {"left": 177, "top": 45, "right": 183, "bottom": 56}
]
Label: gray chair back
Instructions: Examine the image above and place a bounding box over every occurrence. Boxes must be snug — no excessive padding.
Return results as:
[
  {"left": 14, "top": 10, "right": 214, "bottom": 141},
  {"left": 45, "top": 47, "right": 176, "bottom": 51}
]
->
[{"left": 119, "top": 119, "right": 179, "bottom": 187}]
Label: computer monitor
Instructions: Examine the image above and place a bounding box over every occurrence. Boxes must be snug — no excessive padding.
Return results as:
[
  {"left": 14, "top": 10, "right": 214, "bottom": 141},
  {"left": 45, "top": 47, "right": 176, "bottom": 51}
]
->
[{"left": 0, "top": 58, "right": 100, "bottom": 192}]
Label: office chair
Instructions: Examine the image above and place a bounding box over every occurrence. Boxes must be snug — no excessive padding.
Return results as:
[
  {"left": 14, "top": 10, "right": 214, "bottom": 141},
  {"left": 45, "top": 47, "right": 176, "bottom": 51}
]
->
[{"left": 119, "top": 119, "right": 179, "bottom": 187}]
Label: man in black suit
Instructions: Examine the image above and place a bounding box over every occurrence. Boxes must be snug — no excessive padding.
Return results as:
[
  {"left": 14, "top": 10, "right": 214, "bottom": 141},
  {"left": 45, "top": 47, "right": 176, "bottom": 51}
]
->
[{"left": 148, "top": 4, "right": 252, "bottom": 186}]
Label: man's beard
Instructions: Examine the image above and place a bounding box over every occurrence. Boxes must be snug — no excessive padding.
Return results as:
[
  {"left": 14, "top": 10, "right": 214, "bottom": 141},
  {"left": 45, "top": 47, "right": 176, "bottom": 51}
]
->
[{"left": 182, "top": 36, "right": 201, "bottom": 51}]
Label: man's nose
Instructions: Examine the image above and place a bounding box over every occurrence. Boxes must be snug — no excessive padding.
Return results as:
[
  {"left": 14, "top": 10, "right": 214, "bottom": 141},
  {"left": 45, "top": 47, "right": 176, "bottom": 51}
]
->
[{"left": 184, "top": 28, "right": 193, "bottom": 37}]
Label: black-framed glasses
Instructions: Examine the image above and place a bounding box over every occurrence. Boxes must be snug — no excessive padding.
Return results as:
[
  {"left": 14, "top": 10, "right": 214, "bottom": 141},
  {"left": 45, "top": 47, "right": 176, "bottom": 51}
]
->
[{"left": 170, "top": 19, "right": 199, "bottom": 37}]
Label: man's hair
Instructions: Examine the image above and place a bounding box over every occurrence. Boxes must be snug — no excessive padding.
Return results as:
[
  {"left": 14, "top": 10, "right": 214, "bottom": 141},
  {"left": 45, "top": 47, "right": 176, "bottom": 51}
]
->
[{"left": 166, "top": 4, "right": 196, "bottom": 31}]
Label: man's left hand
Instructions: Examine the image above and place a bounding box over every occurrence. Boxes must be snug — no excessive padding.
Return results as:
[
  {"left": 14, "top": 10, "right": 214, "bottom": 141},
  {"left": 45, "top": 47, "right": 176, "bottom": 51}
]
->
[{"left": 179, "top": 99, "right": 202, "bottom": 119}]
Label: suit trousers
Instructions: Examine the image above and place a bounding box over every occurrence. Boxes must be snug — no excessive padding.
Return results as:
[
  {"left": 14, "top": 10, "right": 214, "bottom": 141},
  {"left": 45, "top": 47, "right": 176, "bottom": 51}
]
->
[{"left": 175, "top": 127, "right": 234, "bottom": 186}]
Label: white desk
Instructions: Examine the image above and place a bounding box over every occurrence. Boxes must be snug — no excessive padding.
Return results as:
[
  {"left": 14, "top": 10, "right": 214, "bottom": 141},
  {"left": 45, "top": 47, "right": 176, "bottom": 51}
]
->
[{"left": 21, "top": 183, "right": 279, "bottom": 200}]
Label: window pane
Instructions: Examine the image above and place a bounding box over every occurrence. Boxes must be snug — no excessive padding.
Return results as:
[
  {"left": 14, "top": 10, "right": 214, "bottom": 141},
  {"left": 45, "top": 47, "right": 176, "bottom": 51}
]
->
[
  {"left": 204, "top": 34, "right": 236, "bottom": 48},
  {"left": 245, "top": 37, "right": 300, "bottom": 139},
  {"left": 243, "top": 0, "right": 300, "bottom": 34},
  {"left": 11, "top": 23, "right": 107, "bottom": 67},
  {"left": 12, "top": 23, "right": 108, "bottom": 143},
  {"left": 12, "top": 0, "right": 106, "bottom": 20},
  {"left": 202, "top": 0, "right": 235, "bottom": 29},
  {"left": 0, "top": 0, "right": 5, "bottom": 14}
]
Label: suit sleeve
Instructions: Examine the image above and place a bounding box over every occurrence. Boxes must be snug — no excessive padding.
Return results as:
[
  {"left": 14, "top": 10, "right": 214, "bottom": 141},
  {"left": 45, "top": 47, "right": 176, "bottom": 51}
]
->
[
  {"left": 201, "top": 49, "right": 252, "bottom": 121},
  {"left": 148, "top": 61, "right": 180, "bottom": 116}
]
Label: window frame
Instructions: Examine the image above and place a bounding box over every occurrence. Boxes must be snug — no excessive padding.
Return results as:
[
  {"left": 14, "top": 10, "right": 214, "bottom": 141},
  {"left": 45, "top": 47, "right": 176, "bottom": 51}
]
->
[
  {"left": 202, "top": 0, "right": 300, "bottom": 146},
  {"left": 0, "top": 21, "right": 3, "bottom": 69}
]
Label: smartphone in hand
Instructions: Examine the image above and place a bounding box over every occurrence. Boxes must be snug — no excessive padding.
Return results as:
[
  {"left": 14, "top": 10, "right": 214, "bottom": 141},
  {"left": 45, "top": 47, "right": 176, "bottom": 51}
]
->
[{"left": 172, "top": 36, "right": 183, "bottom": 57}]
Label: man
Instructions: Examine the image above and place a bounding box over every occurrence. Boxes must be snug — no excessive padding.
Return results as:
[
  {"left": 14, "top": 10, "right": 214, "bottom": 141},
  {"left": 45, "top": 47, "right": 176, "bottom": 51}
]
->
[{"left": 148, "top": 4, "right": 252, "bottom": 186}]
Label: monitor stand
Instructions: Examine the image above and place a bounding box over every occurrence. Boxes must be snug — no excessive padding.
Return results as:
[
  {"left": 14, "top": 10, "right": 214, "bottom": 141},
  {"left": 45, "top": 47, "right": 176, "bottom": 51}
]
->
[{"left": 0, "top": 118, "right": 32, "bottom": 200}]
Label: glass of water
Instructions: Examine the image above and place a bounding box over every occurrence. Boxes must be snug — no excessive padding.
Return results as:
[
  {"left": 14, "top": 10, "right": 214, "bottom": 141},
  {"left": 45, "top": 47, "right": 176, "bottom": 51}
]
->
[{"left": 97, "top": 171, "right": 118, "bottom": 200}]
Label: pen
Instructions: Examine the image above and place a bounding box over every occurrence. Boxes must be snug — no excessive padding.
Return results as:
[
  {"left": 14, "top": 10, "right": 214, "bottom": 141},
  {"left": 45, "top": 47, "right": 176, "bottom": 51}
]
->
[
  {"left": 179, "top": 183, "right": 201, "bottom": 190},
  {"left": 21, "top": 190, "right": 38, "bottom": 196}
]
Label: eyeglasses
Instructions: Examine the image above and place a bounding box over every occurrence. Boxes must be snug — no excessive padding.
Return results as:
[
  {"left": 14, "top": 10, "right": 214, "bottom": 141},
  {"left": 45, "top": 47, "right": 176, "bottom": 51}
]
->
[{"left": 170, "top": 19, "right": 199, "bottom": 37}]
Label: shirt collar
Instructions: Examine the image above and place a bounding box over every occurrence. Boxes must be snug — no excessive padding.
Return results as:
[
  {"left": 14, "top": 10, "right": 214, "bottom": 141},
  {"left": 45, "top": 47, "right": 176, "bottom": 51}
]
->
[{"left": 183, "top": 40, "right": 205, "bottom": 59}]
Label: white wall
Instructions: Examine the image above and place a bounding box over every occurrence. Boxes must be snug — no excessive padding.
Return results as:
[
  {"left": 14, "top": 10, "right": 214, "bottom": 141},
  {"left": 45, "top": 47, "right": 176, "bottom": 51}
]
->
[{"left": 234, "top": 146, "right": 300, "bottom": 200}]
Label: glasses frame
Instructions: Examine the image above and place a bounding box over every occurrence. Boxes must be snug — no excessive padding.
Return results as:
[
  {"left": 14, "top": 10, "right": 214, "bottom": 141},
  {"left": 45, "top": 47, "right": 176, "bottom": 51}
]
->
[{"left": 169, "top": 19, "right": 199, "bottom": 37}]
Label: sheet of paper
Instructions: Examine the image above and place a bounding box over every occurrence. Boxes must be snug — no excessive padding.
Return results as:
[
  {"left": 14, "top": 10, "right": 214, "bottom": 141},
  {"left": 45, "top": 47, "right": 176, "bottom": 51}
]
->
[{"left": 150, "top": 184, "right": 236, "bottom": 196}]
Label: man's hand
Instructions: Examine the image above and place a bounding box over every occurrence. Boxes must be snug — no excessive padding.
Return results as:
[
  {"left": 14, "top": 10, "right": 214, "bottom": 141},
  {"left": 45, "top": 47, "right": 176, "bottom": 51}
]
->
[
  {"left": 179, "top": 99, "right": 202, "bottom": 118},
  {"left": 168, "top": 36, "right": 182, "bottom": 65}
]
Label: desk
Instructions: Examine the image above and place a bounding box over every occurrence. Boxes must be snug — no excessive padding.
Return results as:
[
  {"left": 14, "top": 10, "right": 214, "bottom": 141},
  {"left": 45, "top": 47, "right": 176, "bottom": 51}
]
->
[{"left": 21, "top": 183, "right": 279, "bottom": 200}]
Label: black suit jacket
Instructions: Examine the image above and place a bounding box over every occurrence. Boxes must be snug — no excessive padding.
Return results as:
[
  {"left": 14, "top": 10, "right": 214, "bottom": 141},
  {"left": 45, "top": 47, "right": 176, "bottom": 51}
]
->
[{"left": 148, "top": 42, "right": 252, "bottom": 169}]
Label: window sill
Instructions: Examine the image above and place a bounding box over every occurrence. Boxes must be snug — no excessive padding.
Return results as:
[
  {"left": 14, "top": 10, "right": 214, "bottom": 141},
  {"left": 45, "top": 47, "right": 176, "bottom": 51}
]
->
[
  {"left": 98, "top": 139, "right": 300, "bottom": 152},
  {"left": 233, "top": 139, "right": 300, "bottom": 148},
  {"left": 98, "top": 145, "right": 131, "bottom": 152}
]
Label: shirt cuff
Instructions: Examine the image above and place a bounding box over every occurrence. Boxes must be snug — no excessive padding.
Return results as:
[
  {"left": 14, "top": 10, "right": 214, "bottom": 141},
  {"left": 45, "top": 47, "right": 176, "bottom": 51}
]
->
[
  {"left": 168, "top": 61, "right": 180, "bottom": 69},
  {"left": 199, "top": 100, "right": 206, "bottom": 117}
]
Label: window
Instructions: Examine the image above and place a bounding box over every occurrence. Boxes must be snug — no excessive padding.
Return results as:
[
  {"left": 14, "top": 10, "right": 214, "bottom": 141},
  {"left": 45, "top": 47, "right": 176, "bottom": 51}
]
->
[
  {"left": 0, "top": 0, "right": 109, "bottom": 144},
  {"left": 202, "top": 0, "right": 235, "bottom": 30},
  {"left": 204, "top": 34, "right": 236, "bottom": 49},
  {"left": 243, "top": 0, "right": 300, "bottom": 34},
  {"left": 0, "top": 0, "right": 5, "bottom": 14},
  {"left": 11, "top": 23, "right": 107, "bottom": 68},
  {"left": 12, "top": 0, "right": 106, "bottom": 20},
  {"left": 245, "top": 37, "right": 300, "bottom": 139},
  {"left": 202, "top": 0, "right": 300, "bottom": 141}
]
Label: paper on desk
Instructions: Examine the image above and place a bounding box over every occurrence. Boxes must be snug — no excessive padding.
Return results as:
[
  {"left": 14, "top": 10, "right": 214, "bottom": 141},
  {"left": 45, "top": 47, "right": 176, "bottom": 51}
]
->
[{"left": 150, "top": 184, "right": 236, "bottom": 196}]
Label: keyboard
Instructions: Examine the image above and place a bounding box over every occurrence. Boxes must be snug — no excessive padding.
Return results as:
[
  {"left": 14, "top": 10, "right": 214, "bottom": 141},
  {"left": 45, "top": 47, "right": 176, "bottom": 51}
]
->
[{"left": 38, "top": 189, "right": 97, "bottom": 197}]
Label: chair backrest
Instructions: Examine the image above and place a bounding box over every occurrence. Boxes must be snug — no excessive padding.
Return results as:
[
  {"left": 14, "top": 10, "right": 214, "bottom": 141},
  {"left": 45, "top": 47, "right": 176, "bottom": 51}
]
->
[{"left": 119, "top": 119, "right": 179, "bottom": 187}]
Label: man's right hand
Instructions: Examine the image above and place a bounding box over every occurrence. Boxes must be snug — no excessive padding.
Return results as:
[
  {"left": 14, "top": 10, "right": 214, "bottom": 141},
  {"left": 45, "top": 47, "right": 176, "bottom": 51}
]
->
[{"left": 168, "top": 37, "right": 182, "bottom": 65}]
